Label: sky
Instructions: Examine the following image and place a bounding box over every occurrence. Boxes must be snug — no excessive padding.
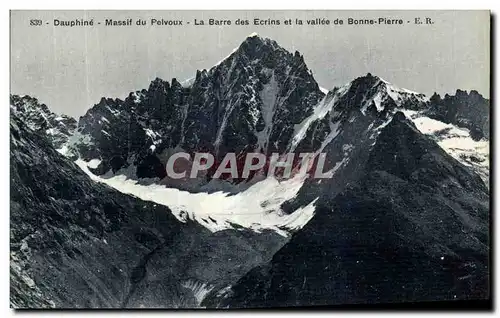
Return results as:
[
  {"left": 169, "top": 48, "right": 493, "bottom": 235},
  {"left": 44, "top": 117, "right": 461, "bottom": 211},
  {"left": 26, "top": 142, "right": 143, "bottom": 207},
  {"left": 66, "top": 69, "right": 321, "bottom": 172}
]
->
[{"left": 10, "top": 10, "right": 490, "bottom": 118}]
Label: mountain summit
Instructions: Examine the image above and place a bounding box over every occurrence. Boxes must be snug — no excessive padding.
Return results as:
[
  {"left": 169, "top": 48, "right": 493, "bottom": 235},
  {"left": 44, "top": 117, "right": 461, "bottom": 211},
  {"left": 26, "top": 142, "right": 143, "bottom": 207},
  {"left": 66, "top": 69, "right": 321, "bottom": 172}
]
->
[
  {"left": 64, "top": 36, "right": 324, "bottom": 179},
  {"left": 210, "top": 111, "right": 489, "bottom": 308},
  {"left": 10, "top": 35, "right": 490, "bottom": 308}
]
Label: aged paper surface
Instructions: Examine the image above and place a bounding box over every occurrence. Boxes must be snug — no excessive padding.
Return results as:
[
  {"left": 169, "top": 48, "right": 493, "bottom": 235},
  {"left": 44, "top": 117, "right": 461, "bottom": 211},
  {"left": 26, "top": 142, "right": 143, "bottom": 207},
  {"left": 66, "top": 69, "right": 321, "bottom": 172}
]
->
[{"left": 10, "top": 10, "right": 490, "bottom": 309}]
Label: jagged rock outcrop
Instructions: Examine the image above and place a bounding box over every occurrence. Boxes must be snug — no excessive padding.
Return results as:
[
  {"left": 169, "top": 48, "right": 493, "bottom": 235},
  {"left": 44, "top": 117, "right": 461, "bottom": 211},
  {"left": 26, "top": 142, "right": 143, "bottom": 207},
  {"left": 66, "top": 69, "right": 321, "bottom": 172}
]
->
[
  {"left": 208, "top": 112, "right": 489, "bottom": 308},
  {"left": 68, "top": 35, "right": 324, "bottom": 179},
  {"left": 10, "top": 94, "right": 77, "bottom": 149},
  {"left": 10, "top": 114, "right": 285, "bottom": 308},
  {"left": 426, "top": 90, "right": 490, "bottom": 140},
  {"left": 10, "top": 34, "right": 490, "bottom": 309}
]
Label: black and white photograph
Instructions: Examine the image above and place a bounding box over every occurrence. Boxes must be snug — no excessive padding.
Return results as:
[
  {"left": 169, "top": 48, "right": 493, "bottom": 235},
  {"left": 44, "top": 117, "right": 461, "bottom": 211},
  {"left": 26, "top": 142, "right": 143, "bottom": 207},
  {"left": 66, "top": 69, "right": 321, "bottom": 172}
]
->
[{"left": 9, "top": 9, "right": 491, "bottom": 309}]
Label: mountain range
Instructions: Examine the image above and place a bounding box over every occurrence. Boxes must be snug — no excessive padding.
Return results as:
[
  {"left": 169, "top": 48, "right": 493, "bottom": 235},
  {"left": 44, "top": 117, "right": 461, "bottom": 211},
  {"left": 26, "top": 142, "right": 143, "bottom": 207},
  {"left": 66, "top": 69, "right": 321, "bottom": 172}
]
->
[{"left": 10, "top": 34, "right": 490, "bottom": 308}]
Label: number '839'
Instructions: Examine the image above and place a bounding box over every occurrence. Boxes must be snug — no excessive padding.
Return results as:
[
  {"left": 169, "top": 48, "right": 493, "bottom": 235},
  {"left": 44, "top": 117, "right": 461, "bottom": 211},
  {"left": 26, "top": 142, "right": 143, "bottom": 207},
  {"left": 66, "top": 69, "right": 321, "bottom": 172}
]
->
[{"left": 30, "top": 19, "right": 42, "bottom": 26}]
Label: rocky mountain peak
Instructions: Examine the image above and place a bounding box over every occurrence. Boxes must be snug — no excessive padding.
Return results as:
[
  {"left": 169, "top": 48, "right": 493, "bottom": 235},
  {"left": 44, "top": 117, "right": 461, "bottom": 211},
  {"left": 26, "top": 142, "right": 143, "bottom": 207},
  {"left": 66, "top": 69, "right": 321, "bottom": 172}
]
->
[
  {"left": 66, "top": 35, "right": 326, "bottom": 180},
  {"left": 235, "top": 34, "right": 281, "bottom": 57},
  {"left": 206, "top": 104, "right": 489, "bottom": 308},
  {"left": 148, "top": 77, "right": 170, "bottom": 92},
  {"left": 171, "top": 77, "right": 182, "bottom": 89},
  {"left": 20, "top": 36, "right": 487, "bottom": 190},
  {"left": 10, "top": 94, "right": 77, "bottom": 149},
  {"left": 338, "top": 73, "right": 429, "bottom": 114},
  {"left": 179, "top": 35, "right": 324, "bottom": 157},
  {"left": 214, "top": 35, "right": 310, "bottom": 75},
  {"left": 11, "top": 94, "right": 51, "bottom": 114},
  {"left": 425, "top": 88, "right": 489, "bottom": 140},
  {"left": 10, "top": 33, "right": 490, "bottom": 309}
]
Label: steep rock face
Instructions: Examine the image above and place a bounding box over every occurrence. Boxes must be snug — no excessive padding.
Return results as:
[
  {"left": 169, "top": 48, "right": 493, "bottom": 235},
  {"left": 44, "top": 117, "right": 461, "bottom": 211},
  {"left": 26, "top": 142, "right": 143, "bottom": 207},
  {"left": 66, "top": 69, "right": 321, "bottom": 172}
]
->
[
  {"left": 46, "top": 37, "right": 490, "bottom": 191},
  {"left": 10, "top": 94, "right": 77, "bottom": 149},
  {"left": 402, "top": 110, "right": 490, "bottom": 187},
  {"left": 73, "top": 78, "right": 189, "bottom": 177},
  {"left": 10, "top": 114, "right": 286, "bottom": 308},
  {"left": 290, "top": 73, "right": 429, "bottom": 152},
  {"left": 182, "top": 35, "right": 323, "bottom": 157},
  {"left": 10, "top": 34, "right": 490, "bottom": 309},
  {"left": 283, "top": 73, "right": 432, "bottom": 213},
  {"left": 209, "top": 112, "right": 489, "bottom": 308},
  {"left": 11, "top": 72, "right": 489, "bottom": 236},
  {"left": 426, "top": 90, "right": 490, "bottom": 140},
  {"left": 68, "top": 35, "right": 324, "bottom": 179},
  {"left": 282, "top": 75, "right": 489, "bottom": 218}
]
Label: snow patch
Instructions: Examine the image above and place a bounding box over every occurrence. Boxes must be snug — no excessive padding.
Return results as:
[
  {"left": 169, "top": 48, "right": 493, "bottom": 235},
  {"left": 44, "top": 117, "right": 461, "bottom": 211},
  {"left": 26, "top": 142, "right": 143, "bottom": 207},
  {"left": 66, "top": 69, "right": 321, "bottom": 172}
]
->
[
  {"left": 56, "top": 130, "right": 94, "bottom": 156},
  {"left": 317, "top": 117, "right": 341, "bottom": 153},
  {"left": 145, "top": 129, "right": 156, "bottom": 138},
  {"left": 255, "top": 71, "right": 279, "bottom": 152},
  {"left": 372, "top": 91, "right": 384, "bottom": 111},
  {"left": 46, "top": 128, "right": 57, "bottom": 136},
  {"left": 288, "top": 82, "right": 351, "bottom": 152},
  {"left": 74, "top": 160, "right": 317, "bottom": 237},
  {"left": 408, "top": 113, "right": 489, "bottom": 185},
  {"left": 379, "top": 77, "right": 429, "bottom": 104},
  {"left": 87, "top": 159, "right": 101, "bottom": 169},
  {"left": 181, "top": 76, "right": 196, "bottom": 88},
  {"left": 214, "top": 46, "right": 239, "bottom": 67},
  {"left": 319, "top": 87, "right": 329, "bottom": 94},
  {"left": 181, "top": 280, "right": 214, "bottom": 306}
]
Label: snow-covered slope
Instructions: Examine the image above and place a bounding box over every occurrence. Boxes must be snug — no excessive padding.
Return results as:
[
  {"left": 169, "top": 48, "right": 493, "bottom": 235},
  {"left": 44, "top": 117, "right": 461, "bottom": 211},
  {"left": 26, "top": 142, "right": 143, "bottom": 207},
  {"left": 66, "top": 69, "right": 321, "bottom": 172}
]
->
[
  {"left": 10, "top": 113, "right": 287, "bottom": 308},
  {"left": 68, "top": 35, "right": 324, "bottom": 181},
  {"left": 213, "top": 111, "right": 489, "bottom": 308},
  {"left": 75, "top": 158, "right": 316, "bottom": 237},
  {"left": 402, "top": 110, "right": 489, "bottom": 186},
  {"left": 285, "top": 73, "right": 487, "bottom": 186},
  {"left": 275, "top": 73, "right": 489, "bottom": 222},
  {"left": 287, "top": 73, "right": 430, "bottom": 154},
  {"left": 11, "top": 33, "right": 491, "bottom": 309},
  {"left": 71, "top": 71, "right": 489, "bottom": 237},
  {"left": 12, "top": 38, "right": 489, "bottom": 240}
]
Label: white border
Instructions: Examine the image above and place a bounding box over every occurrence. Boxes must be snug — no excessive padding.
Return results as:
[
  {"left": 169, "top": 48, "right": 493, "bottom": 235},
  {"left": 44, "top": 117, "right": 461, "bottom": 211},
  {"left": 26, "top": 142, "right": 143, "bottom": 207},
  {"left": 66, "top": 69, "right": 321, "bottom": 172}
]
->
[
  {"left": 2, "top": 1, "right": 498, "bottom": 10},
  {"left": 2, "top": 1, "right": 497, "bottom": 317}
]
